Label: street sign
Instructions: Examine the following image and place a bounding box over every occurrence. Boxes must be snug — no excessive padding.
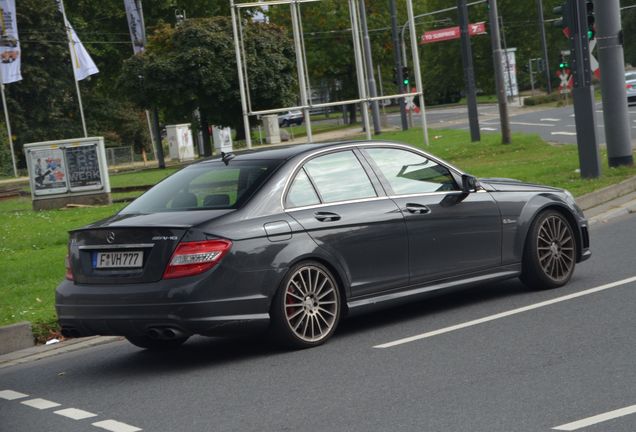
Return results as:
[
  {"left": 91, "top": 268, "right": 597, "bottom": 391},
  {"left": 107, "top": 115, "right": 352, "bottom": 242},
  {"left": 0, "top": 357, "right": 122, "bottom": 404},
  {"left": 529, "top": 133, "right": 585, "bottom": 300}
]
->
[
  {"left": 420, "top": 22, "right": 486, "bottom": 44},
  {"left": 558, "top": 69, "right": 573, "bottom": 93}
]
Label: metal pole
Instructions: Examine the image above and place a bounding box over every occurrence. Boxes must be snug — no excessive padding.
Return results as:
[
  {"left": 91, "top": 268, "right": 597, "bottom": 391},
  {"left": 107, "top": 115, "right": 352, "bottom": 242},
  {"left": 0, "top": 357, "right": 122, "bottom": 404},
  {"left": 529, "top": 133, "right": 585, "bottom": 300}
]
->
[
  {"left": 152, "top": 107, "right": 165, "bottom": 169},
  {"left": 358, "top": 0, "right": 381, "bottom": 135},
  {"left": 405, "top": 0, "right": 429, "bottom": 145},
  {"left": 230, "top": 2, "right": 253, "bottom": 148},
  {"left": 458, "top": 0, "right": 480, "bottom": 142},
  {"left": 536, "top": 0, "right": 552, "bottom": 94},
  {"left": 499, "top": 15, "right": 514, "bottom": 103},
  {"left": 596, "top": 0, "right": 633, "bottom": 167},
  {"left": 487, "top": 0, "right": 511, "bottom": 144},
  {"left": 290, "top": 1, "right": 313, "bottom": 142},
  {"left": 59, "top": 0, "right": 88, "bottom": 138},
  {"left": 0, "top": 79, "right": 17, "bottom": 177},
  {"left": 349, "top": 0, "right": 371, "bottom": 140},
  {"left": 390, "top": 0, "right": 408, "bottom": 131},
  {"left": 529, "top": 59, "right": 535, "bottom": 96},
  {"left": 377, "top": 65, "right": 386, "bottom": 117}
]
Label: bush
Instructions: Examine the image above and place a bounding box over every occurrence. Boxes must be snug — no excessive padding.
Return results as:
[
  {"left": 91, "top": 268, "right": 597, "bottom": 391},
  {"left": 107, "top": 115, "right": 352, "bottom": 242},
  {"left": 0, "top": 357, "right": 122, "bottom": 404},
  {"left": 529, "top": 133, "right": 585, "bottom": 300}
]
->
[{"left": 523, "top": 93, "right": 563, "bottom": 106}]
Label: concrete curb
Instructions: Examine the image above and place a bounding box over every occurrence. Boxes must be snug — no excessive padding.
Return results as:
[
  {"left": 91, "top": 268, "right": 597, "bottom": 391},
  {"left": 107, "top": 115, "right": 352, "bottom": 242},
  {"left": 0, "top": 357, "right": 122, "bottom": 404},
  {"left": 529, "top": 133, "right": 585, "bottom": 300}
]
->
[
  {"left": 0, "top": 322, "right": 34, "bottom": 355},
  {"left": 0, "top": 336, "right": 122, "bottom": 369},
  {"left": 577, "top": 176, "right": 636, "bottom": 210}
]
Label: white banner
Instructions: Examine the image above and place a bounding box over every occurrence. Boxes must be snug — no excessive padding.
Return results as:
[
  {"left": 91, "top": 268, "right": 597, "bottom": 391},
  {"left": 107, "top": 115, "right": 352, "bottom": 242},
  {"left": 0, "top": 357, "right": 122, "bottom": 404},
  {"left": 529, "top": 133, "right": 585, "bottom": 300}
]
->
[
  {"left": 0, "top": 0, "right": 22, "bottom": 84},
  {"left": 124, "top": 0, "right": 146, "bottom": 54},
  {"left": 55, "top": 0, "right": 99, "bottom": 81}
]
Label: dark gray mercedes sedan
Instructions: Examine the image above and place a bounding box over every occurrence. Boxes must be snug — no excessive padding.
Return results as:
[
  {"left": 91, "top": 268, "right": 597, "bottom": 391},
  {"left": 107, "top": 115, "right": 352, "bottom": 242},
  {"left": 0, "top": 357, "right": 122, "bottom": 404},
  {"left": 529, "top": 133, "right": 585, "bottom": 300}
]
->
[{"left": 56, "top": 141, "right": 590, "bottom": 350}]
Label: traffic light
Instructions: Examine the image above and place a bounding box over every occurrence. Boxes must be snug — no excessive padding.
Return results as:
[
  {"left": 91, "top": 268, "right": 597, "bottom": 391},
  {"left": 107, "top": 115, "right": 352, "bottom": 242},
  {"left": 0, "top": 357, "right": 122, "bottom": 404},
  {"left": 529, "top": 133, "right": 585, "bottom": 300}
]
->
[
  {"left": 586, "top": 0, "right": 595, "bottom": 40},
  {"left": 553, "top": 1, "right": 571, "bottom": 29},
  {"left": 402, "top": 67, "right": 409, "bottom": 86},
  {"left": 559, "top": 54, "right": 569, "bottom": 70}
]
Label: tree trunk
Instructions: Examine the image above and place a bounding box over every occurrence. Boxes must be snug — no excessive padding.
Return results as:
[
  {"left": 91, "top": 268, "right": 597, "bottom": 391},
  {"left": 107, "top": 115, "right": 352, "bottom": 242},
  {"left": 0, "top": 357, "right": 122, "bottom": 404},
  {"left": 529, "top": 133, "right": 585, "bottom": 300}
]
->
[{"left": 347, "top": 103, "right": 357, "bottom": 124}]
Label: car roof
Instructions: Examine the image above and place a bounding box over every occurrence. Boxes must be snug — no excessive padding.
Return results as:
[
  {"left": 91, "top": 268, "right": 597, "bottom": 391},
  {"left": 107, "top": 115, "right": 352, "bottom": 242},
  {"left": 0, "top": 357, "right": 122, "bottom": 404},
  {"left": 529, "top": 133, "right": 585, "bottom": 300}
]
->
[{"left": 197, "top": 141, "right": 408, "bottom": 163}]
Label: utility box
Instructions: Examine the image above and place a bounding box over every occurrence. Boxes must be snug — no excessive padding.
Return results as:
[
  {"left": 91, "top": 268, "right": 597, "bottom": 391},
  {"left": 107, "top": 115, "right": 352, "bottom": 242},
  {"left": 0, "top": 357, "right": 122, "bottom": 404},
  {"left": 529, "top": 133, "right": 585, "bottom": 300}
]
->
[
  {"left": 25, "top": 137, "right": 111, "bottom": 211},
  {"left": 212, "top": 126, "right": 233, "bottom": 153},
  {"left": 166, "top": 124, "right": 195, "bottom": 162},
  {"left": 262, "top": 115, "right": 281, "bottom": 145}
]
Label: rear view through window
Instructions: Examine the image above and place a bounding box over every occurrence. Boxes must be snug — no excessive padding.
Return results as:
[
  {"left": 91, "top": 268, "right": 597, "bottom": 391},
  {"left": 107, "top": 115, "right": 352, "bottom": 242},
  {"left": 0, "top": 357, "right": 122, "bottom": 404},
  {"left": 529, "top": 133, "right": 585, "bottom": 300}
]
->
[{"left": 121, "top": 160, "right": 281, "bottom": 213}]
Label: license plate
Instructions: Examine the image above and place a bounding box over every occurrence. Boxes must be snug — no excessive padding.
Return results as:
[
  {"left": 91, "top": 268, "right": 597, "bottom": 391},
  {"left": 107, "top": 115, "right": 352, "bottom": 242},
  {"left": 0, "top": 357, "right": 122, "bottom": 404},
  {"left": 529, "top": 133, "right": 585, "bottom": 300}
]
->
[{"left": 93, "top": 251, "right": 144, "bottom": 269}]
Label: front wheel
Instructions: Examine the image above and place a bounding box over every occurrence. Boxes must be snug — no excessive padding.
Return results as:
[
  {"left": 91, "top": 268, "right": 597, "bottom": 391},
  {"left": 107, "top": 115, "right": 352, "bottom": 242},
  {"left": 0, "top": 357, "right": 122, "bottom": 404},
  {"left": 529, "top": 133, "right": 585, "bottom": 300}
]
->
[
  {"left": 521, "top": 210, "right": 577, "bottom": 290},
  {"left": 270, "top": 262, "right": 341, "bottom": 349}
]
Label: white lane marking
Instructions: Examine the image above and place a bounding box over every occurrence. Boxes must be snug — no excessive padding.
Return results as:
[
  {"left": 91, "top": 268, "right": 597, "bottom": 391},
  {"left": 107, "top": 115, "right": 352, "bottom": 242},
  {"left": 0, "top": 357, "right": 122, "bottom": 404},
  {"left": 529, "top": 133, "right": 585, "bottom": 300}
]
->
[
  {"left": 374, "top": 275, "right": 636, "bottom": 349},
  {"left": 54, "top": 407, "right": 98, "bottom": 420},
  {"left": 553, "top": 404, "right": 636, "bottom": 430},
  {"left": 93, "top": 420, "right": 142, "bottom": 432},
  {"left": 0, "top": 390, "right": 29, "bottom": 400},
  {"left": 21, "top": 398, "right": 61, "bottom": 410},
  {"left": 541, "top": 118, "right": 561, "bottom": 122},
  {"left": 569, "top": 114, "right": 575, "bottom": 117},
  {"left": 511, "top": 121, "right": 555, "bottom": 127},
  {"left": 551, "top": 132, "right": 577, "bottom": 136},
  {"left": 480, "top": 127, "right": 497, "bottom": 131}
]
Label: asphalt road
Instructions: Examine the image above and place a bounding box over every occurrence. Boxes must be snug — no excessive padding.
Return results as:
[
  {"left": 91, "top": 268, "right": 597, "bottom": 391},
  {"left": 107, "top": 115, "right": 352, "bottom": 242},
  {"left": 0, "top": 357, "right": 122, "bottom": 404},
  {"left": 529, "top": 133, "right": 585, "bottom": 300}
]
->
[
  {"left": 385, "top": 102, "right": 636, "bottom": 145},
  {"left": 2, "top": 214, "right": 636, "bottom": 432}
]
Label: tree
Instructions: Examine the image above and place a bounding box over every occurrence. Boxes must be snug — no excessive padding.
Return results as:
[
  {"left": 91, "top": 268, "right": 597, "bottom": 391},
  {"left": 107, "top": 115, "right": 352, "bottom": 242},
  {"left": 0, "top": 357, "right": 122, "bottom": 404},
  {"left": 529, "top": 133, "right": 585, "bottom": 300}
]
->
[{"left": 119, "top": 16, "right": 297, "bottom": 153}]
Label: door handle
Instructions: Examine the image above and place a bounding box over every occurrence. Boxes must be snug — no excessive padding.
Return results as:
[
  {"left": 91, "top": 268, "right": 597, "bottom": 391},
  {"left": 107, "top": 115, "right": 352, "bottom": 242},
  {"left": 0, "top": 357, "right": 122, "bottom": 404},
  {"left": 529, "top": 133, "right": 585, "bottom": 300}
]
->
[
  {"left": 314, "top": 211, "right": 341, "bottom": 222},
  {"left": 405, "top": 203, "right": 431, "bottom": 215}
]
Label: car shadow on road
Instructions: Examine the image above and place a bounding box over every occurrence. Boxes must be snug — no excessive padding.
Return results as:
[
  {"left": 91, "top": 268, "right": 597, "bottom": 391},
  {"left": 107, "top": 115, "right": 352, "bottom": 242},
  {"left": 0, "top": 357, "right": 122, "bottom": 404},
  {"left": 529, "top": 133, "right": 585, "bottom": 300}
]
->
[{"left": 336, "top": 278, "right": 529, "bottom": 338}]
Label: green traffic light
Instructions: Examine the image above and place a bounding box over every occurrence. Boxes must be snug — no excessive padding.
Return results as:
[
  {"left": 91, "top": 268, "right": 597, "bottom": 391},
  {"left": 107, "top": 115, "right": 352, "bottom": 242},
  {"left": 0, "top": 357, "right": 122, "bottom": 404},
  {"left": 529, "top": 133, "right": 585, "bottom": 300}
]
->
[{"left": 403, "top": 79, "right": 409, "bottom": 85}]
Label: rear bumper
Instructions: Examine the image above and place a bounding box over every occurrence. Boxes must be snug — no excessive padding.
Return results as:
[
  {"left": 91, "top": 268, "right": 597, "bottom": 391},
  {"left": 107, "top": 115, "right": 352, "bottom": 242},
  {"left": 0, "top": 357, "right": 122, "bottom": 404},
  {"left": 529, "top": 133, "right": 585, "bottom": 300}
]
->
[{"left": 56, "top": 279, "right": 272, "bottom": 338}]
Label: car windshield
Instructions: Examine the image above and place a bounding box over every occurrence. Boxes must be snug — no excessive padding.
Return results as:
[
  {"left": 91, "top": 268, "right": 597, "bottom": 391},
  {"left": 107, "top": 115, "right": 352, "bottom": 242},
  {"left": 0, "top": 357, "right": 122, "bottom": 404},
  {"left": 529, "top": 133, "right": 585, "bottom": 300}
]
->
[{"left": 120, "top": 160, "right": 282, "bottom": 214}]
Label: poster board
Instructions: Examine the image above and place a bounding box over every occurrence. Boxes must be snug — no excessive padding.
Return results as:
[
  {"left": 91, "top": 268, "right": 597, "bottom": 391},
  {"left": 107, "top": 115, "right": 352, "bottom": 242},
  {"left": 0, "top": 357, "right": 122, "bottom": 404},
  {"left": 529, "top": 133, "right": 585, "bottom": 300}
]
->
[{"left": 25, "top": 137, "right": 110, "bottom": 199}]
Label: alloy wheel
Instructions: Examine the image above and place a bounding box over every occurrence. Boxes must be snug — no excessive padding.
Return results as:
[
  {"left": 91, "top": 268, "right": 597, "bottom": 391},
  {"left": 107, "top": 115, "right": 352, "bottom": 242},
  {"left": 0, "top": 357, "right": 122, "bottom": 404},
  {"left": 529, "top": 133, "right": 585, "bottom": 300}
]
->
[{"left": 536, "top": 215, "right": 575, "bottom": 282}]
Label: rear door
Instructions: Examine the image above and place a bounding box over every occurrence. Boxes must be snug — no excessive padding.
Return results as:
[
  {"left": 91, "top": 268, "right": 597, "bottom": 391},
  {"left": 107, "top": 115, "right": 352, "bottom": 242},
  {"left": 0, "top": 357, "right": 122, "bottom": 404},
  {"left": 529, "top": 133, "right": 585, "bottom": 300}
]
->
[
  {"left": 361, "top": 146, "right": 502, "bottom": 284},
  {"left": 285, "top": 149, "right": 409, "bottom": 297}
]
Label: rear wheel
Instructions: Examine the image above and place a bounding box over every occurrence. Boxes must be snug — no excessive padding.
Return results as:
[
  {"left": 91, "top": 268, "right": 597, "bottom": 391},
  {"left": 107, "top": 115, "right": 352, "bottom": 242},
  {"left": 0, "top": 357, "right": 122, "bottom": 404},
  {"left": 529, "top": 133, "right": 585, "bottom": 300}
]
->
[
  {"left": 521, "top": 210, "right": 577, "bottom": 289},
  {"left": 125, "top": 335, "right": 188, "bottom": 351},
  {"left": 281, "top": 119, "right": 289, "bottom": 127},
  {"left": 270, "top": 261, "right": 341, "bottom": 349}
]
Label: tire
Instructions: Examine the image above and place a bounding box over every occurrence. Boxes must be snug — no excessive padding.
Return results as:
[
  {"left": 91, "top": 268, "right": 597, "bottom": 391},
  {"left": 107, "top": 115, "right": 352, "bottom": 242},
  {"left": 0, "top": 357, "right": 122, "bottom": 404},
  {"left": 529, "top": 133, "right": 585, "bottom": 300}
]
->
[
  {"left": 521, "top": 210, "right": 577, "bottom": 290},
  {"left": 270, "top": 261, "right": 342, "bottom": 349},
  {"left": 281, "top": 120, "right": 289, "bottom": 127},
  {"left": 125, "top": 334, "right": 188, "bottom": 351}
]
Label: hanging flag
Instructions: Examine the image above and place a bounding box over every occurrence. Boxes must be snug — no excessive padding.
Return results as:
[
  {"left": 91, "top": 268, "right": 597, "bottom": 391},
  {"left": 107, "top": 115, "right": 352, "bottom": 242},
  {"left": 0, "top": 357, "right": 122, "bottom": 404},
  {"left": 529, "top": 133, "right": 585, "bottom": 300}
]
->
[
  {"left": 55, "top": 0, "right": 99, "bottom": 81},
  {"left": 0, "top": 0, "right": 22, "bottom": 84},
  {"left": 124, "top": 0, "right": 146, "bottom": 54}
]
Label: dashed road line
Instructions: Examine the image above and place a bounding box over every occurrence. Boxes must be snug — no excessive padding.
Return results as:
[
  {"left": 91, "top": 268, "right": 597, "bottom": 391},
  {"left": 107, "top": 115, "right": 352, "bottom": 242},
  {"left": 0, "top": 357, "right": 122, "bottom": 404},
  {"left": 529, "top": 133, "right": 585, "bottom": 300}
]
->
[
  {"left": 511, "top": 121, "right": 555, "bottom": 127},
  {"left": 540, "top": 118, "right": 560, "bottom": 122},
  {"left": 54, "top": 407, "right": 99, "bottom": 420},
  {"left": 374, "top": 275, "right": 636, "bottom": 349},
  {"left": 93, "top": 419, "right": 143, "bottom": 432},
  {"left": 480, "top": 127, "right": 497, "bottom": 131},
  {"left": 553, "top": 404, "right": 636, "bottom": 430},
  {"left": 20, "top": 398, "right": 61, "bottom": 410},
  {"left": 0, "top": 390, "right": 28, "bottom": 400},
  {"left": 551, "top": 132, "right": 577, "bottom": 136}
]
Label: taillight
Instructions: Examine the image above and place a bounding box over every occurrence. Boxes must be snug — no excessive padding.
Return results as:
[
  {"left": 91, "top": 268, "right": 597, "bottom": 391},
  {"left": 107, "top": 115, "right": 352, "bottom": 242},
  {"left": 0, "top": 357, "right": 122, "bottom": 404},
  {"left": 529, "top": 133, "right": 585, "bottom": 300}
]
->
[
  {"left": 163, "top": 240, "right": 232, "bottom": 279},
  {"left": 627, "top": 84, "right": 633, "bottom": 89},
  {"left": 65, "top": 242, "right": 74, "bottom": 281}
]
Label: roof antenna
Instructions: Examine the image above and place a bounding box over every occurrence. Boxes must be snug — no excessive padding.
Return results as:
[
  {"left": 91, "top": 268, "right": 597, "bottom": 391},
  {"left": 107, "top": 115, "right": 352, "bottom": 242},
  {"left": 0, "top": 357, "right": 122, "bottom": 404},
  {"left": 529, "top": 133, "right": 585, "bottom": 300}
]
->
[{"left": 221, "top": 152, "right": 235, "bottom": 166}]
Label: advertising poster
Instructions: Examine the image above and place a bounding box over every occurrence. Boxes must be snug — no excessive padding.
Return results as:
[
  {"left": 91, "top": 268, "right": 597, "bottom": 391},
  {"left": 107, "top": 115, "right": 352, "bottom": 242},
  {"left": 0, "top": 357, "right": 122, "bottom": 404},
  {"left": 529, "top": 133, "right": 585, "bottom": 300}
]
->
[
  {"left": 0, "top": 0, "right": 22, "bottom": 84},
  {"left": 30, "top": 148, "right": 68, "bottom": 196},
  {"left": 65, "top": 144, "right": 103, "bottom": 191}
]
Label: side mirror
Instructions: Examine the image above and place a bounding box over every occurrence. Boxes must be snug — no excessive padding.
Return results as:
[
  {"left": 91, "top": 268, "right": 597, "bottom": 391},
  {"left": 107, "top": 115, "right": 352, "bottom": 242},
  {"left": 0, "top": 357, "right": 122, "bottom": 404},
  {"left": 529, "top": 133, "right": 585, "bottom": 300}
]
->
[{"left": 461, "top": 174, "right": 478, "bottom": 193}]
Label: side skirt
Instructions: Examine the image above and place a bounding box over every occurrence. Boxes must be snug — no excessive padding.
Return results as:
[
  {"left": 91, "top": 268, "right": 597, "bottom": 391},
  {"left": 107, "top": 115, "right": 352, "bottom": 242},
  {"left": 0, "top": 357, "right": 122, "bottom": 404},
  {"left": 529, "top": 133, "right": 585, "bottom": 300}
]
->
[{"left": 346, "top": 265, "right": 521, "bottom": 316}]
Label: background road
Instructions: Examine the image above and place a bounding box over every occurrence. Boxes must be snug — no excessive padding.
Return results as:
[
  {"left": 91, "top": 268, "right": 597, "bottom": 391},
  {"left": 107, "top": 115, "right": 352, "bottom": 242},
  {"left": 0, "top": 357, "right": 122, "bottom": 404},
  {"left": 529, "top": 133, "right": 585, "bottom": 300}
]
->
[
  {"left": 1, "top": 214, "right": 636, "bottom": 432},
  {"left": 386, "top": 102, "right": 636, "bottom": 145}
]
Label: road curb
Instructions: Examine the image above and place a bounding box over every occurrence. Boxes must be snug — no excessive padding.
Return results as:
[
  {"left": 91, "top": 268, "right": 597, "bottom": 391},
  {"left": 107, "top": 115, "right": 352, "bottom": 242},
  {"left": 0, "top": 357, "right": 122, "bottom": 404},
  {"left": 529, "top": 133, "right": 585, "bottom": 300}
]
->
[
  {"left": 577, "top": 176, "right": 636, "bottom": 210},
  {"left": 0, "top": 336, "right": 121, "bottom": 369},
  {"left": 0, "top": 322, "right": 34, "bottom": 355}
]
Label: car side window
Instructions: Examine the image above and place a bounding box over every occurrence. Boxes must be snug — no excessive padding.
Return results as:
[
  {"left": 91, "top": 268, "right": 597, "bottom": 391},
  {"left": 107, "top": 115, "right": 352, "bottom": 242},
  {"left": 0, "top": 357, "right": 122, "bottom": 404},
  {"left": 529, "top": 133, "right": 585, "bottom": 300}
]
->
[
  {"left": 365, "top": 147, "right": 458, "bottom": 194},
  {"left": 286, "top": 169, "right": 320, "bottom": 208},
  {"left": 303, "top": 151, "right": 377, "bottom": 203}
]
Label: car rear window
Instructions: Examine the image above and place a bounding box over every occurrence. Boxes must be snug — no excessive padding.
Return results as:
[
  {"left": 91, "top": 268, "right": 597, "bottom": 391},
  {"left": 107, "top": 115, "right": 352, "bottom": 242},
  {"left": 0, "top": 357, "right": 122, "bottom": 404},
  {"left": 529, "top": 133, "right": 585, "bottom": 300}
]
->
[{"left": 120, "top": 160, "right": 281, "bottom": 213}]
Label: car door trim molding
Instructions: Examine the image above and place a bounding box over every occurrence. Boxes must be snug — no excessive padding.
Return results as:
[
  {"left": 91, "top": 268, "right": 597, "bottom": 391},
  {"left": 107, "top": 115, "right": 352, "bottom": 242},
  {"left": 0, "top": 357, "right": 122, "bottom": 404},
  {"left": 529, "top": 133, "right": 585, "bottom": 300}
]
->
[
  {"left": 78, "top": 243, "right": 155, "bottom": 250},
  {"left": 285, "top": 196, "right": 390, "bottom": 213}
]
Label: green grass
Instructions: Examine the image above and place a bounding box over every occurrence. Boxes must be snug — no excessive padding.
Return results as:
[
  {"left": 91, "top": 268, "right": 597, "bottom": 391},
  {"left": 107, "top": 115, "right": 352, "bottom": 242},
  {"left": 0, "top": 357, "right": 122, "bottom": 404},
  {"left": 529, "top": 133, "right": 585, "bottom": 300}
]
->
[
  {"left": 376, "top": 128, "right": 636, "bottom": 197},
  {"left": 1, "top": 128, "right": 635, "bottom": 341}
]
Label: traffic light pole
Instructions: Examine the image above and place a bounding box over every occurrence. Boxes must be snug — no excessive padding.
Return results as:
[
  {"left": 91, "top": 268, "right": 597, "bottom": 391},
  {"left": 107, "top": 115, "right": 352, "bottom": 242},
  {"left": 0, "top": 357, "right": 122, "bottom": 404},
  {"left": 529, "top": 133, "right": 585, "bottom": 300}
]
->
[
  {"left": 487, "top": 0, "right": 511, "bottom": 144},
  {"left": 595, "top": 0, "right": 633, "bottom": 167},
  {"left": 358, "top": 0, "right": 381, "bottom": 135},
  {"left": 390, "top": 0, "right": 408, "bottom": 131},
  {"left": 458, "top": 0, "right": 480, "bottom": 142},
  {"left": 569, "top": 0, "right": 601, "bottom": 178},
  {"left": 536, "top": 0, "right": 552, "bottom": 94}
]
